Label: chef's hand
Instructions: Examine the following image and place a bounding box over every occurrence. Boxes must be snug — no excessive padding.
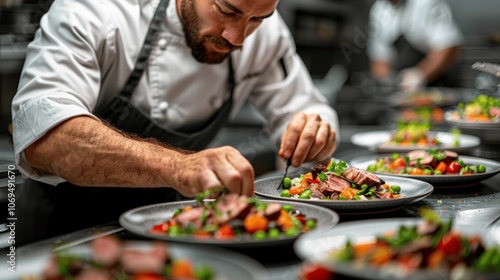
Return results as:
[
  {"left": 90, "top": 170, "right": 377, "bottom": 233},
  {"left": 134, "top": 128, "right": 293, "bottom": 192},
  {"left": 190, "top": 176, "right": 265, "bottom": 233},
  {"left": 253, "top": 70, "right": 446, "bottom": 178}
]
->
[
  {"left": 278, "top": 112, "right": 337, "bottom": 167},
  {"left": 171, "top": 146, "right": 254, "bottom": 197},
  {"left": 399, "top": 67, "right": 426, "bottom": 92}
]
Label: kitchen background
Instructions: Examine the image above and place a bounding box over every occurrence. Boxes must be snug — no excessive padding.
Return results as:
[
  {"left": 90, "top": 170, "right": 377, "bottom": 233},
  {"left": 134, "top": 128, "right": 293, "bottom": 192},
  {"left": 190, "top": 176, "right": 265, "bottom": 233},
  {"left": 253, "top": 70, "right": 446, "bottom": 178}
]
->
[{"left": 1, "top": 0, "right": 500, "bottom": 175}]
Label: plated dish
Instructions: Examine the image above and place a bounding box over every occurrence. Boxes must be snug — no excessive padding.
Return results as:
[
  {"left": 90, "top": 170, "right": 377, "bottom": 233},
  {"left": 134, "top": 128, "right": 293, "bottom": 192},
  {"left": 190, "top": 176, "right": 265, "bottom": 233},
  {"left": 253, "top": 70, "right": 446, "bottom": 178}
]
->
[
  {"left": 254, "top": 174, "right": 433, "bottom": 213},
  {"left": 389, "top": 88, "right": 459, "bottom": 108},
  {"left": 8, "top": 236, "right": 269, "bottom": 280},
  {"left": 295, "top": 213, "right": 500, "bottom": 280},
  {"left": 350, "top": 130, "right": 480, "bottom": 153},
  {"left": 350, "top": 153, "right": 500, "bottom": 187},
  {"left": 119, "top": 196, "right": 339, "bottom": 248}
]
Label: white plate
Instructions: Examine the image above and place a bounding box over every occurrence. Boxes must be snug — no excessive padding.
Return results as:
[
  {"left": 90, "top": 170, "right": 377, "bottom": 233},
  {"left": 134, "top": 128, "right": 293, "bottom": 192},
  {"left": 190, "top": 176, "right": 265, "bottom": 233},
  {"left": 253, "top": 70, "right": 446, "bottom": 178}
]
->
[
  {"left": 294, "top": 218, "right": 500, "bottom": 280},
  {"left": 119, "top": 199, "right": 339, "bottom": 248},
  {"left": 350, "top": 155, "right": 500, "bottom": 188},
  {"left": 350, "top": 130, "right": 480, "bottom": 153},
  {"left": 2, "top": 241, "right": 269, "bottom": 280},
  {"left": 254, "top": 175, "right": 433, "bottom": 213},
  {"left": 444, "top": 110, "right": 500, "bottom": 130}
]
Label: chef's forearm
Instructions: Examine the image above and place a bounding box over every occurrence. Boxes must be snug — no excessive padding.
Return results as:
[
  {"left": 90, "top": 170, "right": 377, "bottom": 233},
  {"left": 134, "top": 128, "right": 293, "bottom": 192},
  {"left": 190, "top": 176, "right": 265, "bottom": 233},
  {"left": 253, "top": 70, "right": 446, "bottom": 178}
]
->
[
  {"left": 370, "top": 61, "right": 392, "bottom": 81},
  {"left": 417, "top": 46, "right": 460, "bottom": 83},
  {"left": 24, "top": 116, "right": 180, "bottom": 187}
]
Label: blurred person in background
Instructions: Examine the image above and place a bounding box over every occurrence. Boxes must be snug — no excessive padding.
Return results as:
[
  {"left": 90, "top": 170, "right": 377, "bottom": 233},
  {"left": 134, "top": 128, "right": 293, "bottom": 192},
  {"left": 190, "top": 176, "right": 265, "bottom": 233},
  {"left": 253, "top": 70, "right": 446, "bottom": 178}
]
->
[{"left": 367, "top": 0, "right": 463, "bottom": 92}]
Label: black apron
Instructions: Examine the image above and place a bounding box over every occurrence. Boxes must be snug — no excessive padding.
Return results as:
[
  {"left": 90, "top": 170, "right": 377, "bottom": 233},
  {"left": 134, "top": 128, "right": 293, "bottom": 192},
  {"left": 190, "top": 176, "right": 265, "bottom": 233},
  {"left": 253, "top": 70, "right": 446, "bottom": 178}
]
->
[
  {"left": 393, "top": 34, "right": 456, "bottom": 87},
  {"left": 16, "top": 0, "right": 236, "bottom": 246}
]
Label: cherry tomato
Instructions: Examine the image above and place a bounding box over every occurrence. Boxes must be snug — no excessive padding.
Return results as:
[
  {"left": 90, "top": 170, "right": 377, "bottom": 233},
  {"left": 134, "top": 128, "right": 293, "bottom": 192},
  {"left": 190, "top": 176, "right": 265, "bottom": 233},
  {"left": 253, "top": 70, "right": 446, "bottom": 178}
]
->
[
  {"left": 299, "top": 263, "right": 333, "bottom": 280},
  {"left": 390, "top": 158, "right": 406, "bottom": 170},
  {"left": 437, "top": 232, "right": 462, "bottom": 255},
  {"left": 214, "top": 224, "right": 235, "bottom": 240},
  {"left": 446, "top": 161, "right": 462, "bottom": 174}
]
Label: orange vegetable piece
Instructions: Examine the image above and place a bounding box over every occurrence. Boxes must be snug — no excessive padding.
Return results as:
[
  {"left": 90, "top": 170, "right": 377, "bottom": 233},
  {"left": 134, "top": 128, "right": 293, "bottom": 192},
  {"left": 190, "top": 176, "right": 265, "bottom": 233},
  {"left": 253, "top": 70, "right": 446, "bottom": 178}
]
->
[
  {"left": 340, "top": 188, "right": 358, "bottom": 200},
  {"left": 276, "top": 209, "right": 294, "bottom": 230},
  {"left": 369, "top": 245, "right": 394, "bottom": 266},
  {"left": 133, "top": 272, "right": 165, "bottom": 280},
  {"left": 435, "top": 161, "right": 447, "bottom": 174},
  {"left": 171, "top": 259, "right": 195, "bottom": 278},
  {"left": 244, "top": 214, "right": 269, "bottom": 233},
  {"left": 409, "top": 168, "right": 424, "bottom": 175},
  {"left": 289, "top": 184, "right": 307, "bottom": 196},
  {"left": 427, "top": 249, "right": 445, "bottom": 268}
]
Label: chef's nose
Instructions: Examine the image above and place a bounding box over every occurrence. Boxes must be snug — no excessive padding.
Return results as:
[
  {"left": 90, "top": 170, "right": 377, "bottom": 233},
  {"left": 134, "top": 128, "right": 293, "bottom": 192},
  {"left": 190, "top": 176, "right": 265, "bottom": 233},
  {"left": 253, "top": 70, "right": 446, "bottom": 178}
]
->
[{"left": 221, "top": 22, "right": 248, "bottom": 47}]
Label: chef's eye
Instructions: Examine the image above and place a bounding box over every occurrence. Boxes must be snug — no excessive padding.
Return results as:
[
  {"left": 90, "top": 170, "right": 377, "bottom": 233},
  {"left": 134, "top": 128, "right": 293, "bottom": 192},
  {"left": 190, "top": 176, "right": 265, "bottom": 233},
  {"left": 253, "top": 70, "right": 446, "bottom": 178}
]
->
[{"left": 215, "top": 4, "right": 234, "bottom": 16}]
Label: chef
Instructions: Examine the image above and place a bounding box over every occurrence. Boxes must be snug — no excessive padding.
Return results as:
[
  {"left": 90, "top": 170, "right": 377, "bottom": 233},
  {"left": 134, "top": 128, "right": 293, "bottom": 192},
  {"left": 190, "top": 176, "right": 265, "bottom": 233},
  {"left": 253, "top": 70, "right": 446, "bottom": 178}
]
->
[
  {"left": 367, "top": 0, "right": 463, "bottom": 91},
  {"left": 11, "top": 0, "right": 339, "bottom": 244}
]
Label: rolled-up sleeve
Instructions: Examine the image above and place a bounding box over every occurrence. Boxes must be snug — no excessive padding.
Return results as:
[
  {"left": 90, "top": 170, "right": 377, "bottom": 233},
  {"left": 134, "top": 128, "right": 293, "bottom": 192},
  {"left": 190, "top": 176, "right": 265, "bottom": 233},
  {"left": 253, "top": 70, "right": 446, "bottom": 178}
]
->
[
  {"left": 249, "top": 15, "right": 340, "bottom": 151},
  {"left": 424, "top": 0, "right": 463, "bottom": 51},
  {"left": 11, "top": 0, "right": 111, "bottom": 184}
]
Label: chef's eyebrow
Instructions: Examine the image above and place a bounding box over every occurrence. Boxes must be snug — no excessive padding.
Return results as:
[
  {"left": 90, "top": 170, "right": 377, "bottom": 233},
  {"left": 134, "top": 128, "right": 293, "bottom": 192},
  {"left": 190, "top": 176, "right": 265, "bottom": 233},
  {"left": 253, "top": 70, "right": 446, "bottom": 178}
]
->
[{"left": 217, "top": 0, "right": 275, "bottom": 19}]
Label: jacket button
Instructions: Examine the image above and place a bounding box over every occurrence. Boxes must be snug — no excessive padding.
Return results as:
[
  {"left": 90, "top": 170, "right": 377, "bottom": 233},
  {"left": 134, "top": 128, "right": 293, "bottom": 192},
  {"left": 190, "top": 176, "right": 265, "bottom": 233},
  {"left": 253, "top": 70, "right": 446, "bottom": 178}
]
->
[
  {"left": 159, "top": 101, "right": 169, "bottom": 113},
  {"left": 158, "top": 38, "right": 167, "bottom": 50}
]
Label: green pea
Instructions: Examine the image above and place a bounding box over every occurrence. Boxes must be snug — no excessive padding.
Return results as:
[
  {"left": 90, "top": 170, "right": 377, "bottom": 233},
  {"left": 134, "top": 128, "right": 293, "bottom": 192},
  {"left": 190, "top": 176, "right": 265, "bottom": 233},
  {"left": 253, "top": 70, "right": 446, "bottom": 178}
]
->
[
  {"left": 390, "top": 185, "right": 401, "bottom": 194},
  {"left": 268, "top": 228, "right": 280, "bottom": 238},
  {"left": 305, "top": 219, "right": 316, "bottom": 229},
  {"left": 434, "top": 170, "right": 442, "bottom": 175},
  {"left": 299, "top": 189, "right": 311, "bottom": 199},
  {"left": 367, "top": 164, "right": 377, "bottom": 172},
  {"left": 282, "top": 205, "right": 294, "bottom": 212},
  {"left": 285, "top": 228, "right": 300, "bottom": 237},
  {"left": 423, "top": 169, "right": 432, "bottom": 175},
  {"left": 283, "top": 177, "right": 292, "bottom": 189},
  {"left": 280, "top": 190, "right": 291, "bottom": 197},
  {"left": 477, "top": 164, "right": 487, "bottom": 173},
  {"left": 195, "top": 265, "right": 214, "bottom": 280},
  {"left": 168, "top": 225, "right": 180, "bottom": 237},
  {"left": 253, "top": 230, "right": 266, "bottom": 240}
]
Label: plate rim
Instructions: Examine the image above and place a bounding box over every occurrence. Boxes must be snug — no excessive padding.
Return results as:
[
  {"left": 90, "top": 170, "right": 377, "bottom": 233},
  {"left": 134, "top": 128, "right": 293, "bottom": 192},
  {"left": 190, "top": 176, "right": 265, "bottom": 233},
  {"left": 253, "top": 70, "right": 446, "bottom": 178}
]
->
[
  {"left": 350, "top": 130, "right": 481, "bottom": 152},
  {"left": 254, "top": 174, "right": 434, "bottom": 211},
  {"left": 349, "top": 154, "right": 500, "bottom": 186},
  {"left": 293, "top": 217, "right": 498, "bottom": 280},
  {"left": 119, "top": 198, "right": 340, "bottom": 247}
]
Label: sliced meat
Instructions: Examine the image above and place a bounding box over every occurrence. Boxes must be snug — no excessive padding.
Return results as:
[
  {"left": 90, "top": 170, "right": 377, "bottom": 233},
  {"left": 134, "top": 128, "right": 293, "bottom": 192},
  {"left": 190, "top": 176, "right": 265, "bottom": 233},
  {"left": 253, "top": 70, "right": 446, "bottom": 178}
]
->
[
  {"left": 443, "top": 150, "right": 459, "bottom": 164},
  {"left": 121, "top": 247, "right": 167, "bottom": 274},
  {"left": 417, "top": 221, "right": 440, "bottom": 236},
  {"left": 342, "top": 167, "right": 381, "bottom": 187},
  {"left": 406, "top": 150, "right": 428, "bottom": 161},
  {"left": 264, "top": 203, "right": 282, "bottom": 220},
  {"left": 409, "top": 155, "right": 434, "bottom": 167},
  {"left": 215, "top": 193, "right": 251, "bottom": 224},
  {"left": 318, "top": 174, "right": 351, "bottom": 195},
  {"left": 174, "top": 207, "right": 209, "bottom": 229},
  {"left": 91, "top": 235, "right": 122, "bottom": 267},
  {"left": 310, "top": 184, "right": 326, "bottom": 199}
]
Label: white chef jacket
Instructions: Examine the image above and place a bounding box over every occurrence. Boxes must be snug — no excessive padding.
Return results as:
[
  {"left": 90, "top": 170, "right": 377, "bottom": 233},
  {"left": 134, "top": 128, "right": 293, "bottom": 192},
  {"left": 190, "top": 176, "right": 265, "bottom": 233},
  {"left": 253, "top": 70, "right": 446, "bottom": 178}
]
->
[
  {"left": 11, "top": 0, "right": 339, "bottom": 185},
  {"left": 367, "top": 0, "right": 463, "bottom": 63}
]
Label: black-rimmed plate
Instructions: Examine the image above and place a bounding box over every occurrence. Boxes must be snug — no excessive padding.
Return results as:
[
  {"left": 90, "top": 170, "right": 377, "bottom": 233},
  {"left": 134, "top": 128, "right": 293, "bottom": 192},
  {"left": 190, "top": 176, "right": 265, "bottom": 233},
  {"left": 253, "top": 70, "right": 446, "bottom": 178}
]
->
[
  {"left": 254, "top": 175, "right": 433, "bottom": 213},
  {"left": 5, "top": 241, "right": 269, "bottom": 280},
  {"left": 350, "top": 155, "right": 500, "bottom": 188},
  {"left": 294, "top": 218, "right": 500, "bottom": 280},
  {"left": 350, "top": 130, "right": 480, "bottom": 153},
  {"left": 444, "top": 111, "right": 500, "bottom": 142},
  {"left": 119, "top": 199, "right": 339, "bottom": 248}
]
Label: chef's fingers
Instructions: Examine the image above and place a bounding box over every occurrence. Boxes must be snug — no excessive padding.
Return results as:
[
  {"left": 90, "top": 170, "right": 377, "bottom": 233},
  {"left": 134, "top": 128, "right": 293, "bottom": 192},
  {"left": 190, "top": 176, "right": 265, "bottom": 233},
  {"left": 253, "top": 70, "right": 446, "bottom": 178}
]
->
[
  {"left": 291, "top": 114, "right": 321, "bottom": 166},
  {"left": 279, "top": 112, "right": 307, "bottom": 160},
  {"left": 312, "top": 126, "right": 337, "bottom": 162},
  {"left": 225, "top": 152, "right": 255, "bottom": 197},
  {"left": 305, "top": 120, "right": 330, "bottom": 161},
  {"left": 211, "top": 147, "right": 254, "bottom": 196}
]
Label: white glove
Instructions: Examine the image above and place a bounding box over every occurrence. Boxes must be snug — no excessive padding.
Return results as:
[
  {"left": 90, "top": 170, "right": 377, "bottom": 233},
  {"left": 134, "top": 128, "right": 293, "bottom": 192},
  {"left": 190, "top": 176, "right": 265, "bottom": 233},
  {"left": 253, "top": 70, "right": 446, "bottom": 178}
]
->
[{"left": 399, "top": 67, "right": 426, "bottom": 92}]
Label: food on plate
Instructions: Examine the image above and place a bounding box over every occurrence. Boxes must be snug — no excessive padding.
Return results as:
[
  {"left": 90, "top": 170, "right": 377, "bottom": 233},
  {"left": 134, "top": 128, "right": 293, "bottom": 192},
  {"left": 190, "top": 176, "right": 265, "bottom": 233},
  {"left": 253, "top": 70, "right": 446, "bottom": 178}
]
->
[
  {"left": 150, "top": 188, "right": 317, "bottom": 240},
  {"left": 394, "top": 90, "right": 450, "bottom": 107},
  {"left": 32, "top": 235, "right": 215, "bottom": 280},
  {"left": 399, "top": 106, "right": 444, "bottom": 123},
  {"left": 367, "top": 149, "right": 487, "bottom": 176},
  {"left": 451, "top": 94, "right": 500, "bottom": 122},
  {"left": 279, "top": 158, "right": 403, "bottom": 200},
  {"left": 384, "top": 121, "right": 441, "bottom": 147},
  {"left": 298, "top": 209, "right": 500, "bottom": 279}
]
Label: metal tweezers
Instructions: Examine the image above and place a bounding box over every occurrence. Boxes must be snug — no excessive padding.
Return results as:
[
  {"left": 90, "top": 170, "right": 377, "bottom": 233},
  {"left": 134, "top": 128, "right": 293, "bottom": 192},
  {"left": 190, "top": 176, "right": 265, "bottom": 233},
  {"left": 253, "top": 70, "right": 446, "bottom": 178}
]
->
[{"left": 471, "top": 62, "right": 500, "bottom": 78}]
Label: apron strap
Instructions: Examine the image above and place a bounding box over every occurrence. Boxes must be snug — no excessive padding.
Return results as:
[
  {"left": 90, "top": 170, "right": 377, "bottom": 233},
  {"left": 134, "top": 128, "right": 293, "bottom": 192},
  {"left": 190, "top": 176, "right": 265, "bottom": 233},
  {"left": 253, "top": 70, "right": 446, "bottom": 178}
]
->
[{"left": 120, "top": 0, "right": 170, "bottom": 99}]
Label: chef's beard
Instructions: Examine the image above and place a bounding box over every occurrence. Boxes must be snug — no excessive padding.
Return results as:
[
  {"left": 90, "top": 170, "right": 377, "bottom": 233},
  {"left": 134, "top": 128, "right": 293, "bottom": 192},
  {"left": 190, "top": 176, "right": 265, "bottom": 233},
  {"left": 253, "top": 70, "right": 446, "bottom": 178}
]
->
[{"left": 180, "top": 0, "right": 240, "bottom": 64}]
